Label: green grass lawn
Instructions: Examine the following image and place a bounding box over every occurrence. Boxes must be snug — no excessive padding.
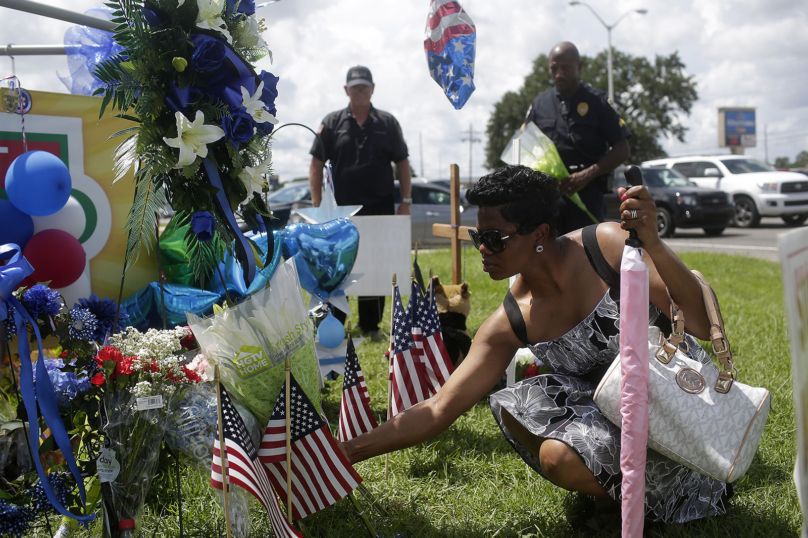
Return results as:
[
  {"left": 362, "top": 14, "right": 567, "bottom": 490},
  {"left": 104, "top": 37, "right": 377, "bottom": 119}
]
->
[{"left": 38, "top": 247, "right": 800, "bottom": 537}]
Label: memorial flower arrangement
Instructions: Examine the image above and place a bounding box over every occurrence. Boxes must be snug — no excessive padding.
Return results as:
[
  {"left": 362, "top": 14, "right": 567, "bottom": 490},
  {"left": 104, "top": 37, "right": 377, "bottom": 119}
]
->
[
  {"left": 94, "top": 326, "right": 204, "bottom": 538},
  {"left": 94, "top": 0, "right": 278, "bottom": 284}
]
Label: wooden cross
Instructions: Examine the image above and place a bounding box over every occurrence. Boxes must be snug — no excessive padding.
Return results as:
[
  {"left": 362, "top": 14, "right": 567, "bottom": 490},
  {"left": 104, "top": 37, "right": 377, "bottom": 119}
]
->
[{"left": 431, "top": 164, "right": 474, "bottom": 285}]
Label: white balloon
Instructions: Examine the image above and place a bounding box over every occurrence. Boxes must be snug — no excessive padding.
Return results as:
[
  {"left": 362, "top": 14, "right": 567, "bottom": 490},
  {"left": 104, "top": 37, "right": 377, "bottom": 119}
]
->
[{"left": 32, "top": 196, "right": 86, "bottom": 240}]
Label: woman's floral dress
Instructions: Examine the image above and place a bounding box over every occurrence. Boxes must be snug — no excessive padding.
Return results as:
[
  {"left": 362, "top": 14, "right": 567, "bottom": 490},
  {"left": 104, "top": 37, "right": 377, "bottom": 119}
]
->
[{"left": 489, "top": 227, "right": 732, "bottom": 524}]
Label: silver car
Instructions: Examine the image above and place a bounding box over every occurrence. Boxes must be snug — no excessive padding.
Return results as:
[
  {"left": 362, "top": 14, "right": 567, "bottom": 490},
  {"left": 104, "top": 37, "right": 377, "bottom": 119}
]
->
[{"left": 266, "top": 178, "right": 477, "bottom": 248}]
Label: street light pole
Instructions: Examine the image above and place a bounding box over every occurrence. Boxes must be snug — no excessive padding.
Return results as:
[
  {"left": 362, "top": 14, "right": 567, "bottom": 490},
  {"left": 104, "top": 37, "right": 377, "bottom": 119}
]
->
[{"left": 569, "top": 2, "right": 647, "bottom": 104}]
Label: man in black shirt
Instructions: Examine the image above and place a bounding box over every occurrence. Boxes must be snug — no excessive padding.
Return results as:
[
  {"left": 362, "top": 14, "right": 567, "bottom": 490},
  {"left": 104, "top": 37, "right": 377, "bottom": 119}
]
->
[
  {"left": 309, "top": 65, "right": 412, "bottom": 339},
  {"left": 525, "top": 42, "right": 631, "bottom": 234}
]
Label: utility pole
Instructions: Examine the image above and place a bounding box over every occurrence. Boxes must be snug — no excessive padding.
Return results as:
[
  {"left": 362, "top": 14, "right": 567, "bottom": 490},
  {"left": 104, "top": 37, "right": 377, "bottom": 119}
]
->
[
  {"left": 764, "top": 124, "right": 769, "bottom": 164},
  {"left": 419, "top": 132, "right": 425, "bottom": 178},
  {"left": 460, "top": 123, "right": 483, "bottom": 189}
]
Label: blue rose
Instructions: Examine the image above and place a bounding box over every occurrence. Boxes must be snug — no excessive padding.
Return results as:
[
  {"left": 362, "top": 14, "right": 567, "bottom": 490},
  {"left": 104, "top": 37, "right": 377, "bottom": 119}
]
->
[
  {"left": 190, "top": 34, "right": 226, "bottom": 72},
  {"left": 251, "top": 214, "right": 266, "bottom": 234},
  {"left": 227, "top": 0, "right": 256, "bottom": 16},
  {"left": 191, "top": 211, "right": 216, "bottom": 242},
  {"left": 258, "top": 70, "right": 279, "bottom": 107},
  {"left": 222, "top": 108, "right": 255, "bottom": 148}
]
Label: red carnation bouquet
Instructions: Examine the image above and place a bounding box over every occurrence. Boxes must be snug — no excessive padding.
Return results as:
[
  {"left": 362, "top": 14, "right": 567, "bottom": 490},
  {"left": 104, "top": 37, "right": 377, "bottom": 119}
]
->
[{"left": 95, "top": 327, "right": 202, "bottom": 538}]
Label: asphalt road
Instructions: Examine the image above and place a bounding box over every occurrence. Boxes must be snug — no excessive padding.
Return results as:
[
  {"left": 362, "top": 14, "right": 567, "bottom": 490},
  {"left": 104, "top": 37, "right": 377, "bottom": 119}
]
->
[{"left": 663, "top": 217, "right": 802, "bottom": 263}]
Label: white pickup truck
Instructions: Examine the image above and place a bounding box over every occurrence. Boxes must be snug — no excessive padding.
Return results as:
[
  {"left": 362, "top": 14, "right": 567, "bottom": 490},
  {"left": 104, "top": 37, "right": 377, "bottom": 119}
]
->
[{"left": 642, "top": 155, "right": 808, "bottom": 227}]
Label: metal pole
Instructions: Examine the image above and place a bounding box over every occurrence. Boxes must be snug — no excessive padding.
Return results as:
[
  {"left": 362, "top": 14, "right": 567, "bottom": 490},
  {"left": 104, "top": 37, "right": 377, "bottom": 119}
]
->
[
  {"left": 468, "top": 124, "right": 473, "bottom": 190},
  {"left": 419, "top": 132, "right": 424, "bottom": 179},
  {"left": 764, "top": 124, "right": 769, "bottom": 164},
  {"left": 607, "top": 28, "right": 614, "bottom": 104},
  {"left": 0, "top": 44, "right": 79, "bottom": 56},
  {"left": 0, "top": 0, "right": 116, "bottom": 32}
]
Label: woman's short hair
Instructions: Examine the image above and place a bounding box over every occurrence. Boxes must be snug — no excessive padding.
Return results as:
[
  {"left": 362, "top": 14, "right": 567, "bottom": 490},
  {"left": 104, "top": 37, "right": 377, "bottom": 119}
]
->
[{"left": 466, "top": 165, "right": 561, "bottom": 237}]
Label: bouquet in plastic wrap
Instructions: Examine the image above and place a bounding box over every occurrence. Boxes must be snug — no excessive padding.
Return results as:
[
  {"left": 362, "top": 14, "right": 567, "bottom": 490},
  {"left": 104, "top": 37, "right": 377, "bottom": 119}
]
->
[
  {"left": 94, "top": 327, "right": 202, "bottom": 538},
  {"left": 187, "top": 258, "right": 321, "bottom": 425},
  {"left": 501, "top": 122, "right": 598, "bottom": 224},
  {"left": 165, "top": 381, "right": 261, "bottom": 538}
]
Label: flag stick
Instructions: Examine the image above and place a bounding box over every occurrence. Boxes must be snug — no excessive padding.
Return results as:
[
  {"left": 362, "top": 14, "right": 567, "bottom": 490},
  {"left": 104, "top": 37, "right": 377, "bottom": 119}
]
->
[
  {"left": 285, "top": 352, "right": 293, "bottom": 525},
  {"left": 429, "top": 268, "right": 434, "bottom": 307},
  {"left": 386, "top": 273, "right": 396, "bottom": 481},
  {"left": 348, "top": 491, "right": 377, "bottom": 538},
  {"left": 214, "top": 365, "right": 233, "bottom": 538}
]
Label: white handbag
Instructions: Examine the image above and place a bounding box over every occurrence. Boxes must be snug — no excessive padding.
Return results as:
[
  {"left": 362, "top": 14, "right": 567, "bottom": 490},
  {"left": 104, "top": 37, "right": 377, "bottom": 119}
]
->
[{"left": 593, "top": 271, "right": 771, "bottom": 483}]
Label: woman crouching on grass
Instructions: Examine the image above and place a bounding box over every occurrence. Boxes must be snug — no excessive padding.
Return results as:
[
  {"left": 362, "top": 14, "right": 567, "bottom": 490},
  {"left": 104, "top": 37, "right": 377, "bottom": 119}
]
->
[{"left": 339, "top": 165, "right": 732, "bottom": 529}]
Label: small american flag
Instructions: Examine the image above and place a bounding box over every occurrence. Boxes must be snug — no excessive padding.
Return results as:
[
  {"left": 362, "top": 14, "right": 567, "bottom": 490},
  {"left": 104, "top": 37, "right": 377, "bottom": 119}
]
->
[
  {"left": 338, "top": 335, "right": 378, "bottom": 442},
  {"left": 389, "top": 285, "right": 431, "bottom": 417},
  {"left": 410, "top": 279, "right": 454, "bottom": 395},
  {"left": 258, "top": 374, "right": 361, "bottom": 520},
  {"left": 210, "top": 383, "right": 302, "bottom": 538}
]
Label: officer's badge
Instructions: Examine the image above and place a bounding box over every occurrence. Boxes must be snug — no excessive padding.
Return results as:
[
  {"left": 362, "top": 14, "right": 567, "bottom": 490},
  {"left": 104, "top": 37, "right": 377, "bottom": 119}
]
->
[{"left": 577, "top": 102, "right": 589, "bottom": 117}]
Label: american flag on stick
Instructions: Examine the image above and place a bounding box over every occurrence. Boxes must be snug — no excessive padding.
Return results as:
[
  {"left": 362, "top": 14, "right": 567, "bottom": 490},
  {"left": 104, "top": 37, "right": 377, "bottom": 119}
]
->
[
  {"left": 410, "top": 278, "right": 454, "bottom": 395},
  {"left": 211, "top": 383, "right": 302, "bottom": 538},
  {"left": 338, "top": 334, "right": 378, "bottom": 442},
  {"left": 388, "top": 284, "right": 432, "bottom": 417},
  {"left": 259, "top": 374, "right": 362, "bottom": 520}
]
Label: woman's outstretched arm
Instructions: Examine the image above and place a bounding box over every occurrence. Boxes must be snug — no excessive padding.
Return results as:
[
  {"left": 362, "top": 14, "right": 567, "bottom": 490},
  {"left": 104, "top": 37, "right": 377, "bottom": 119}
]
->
[{"left": 344, "top": 306, "right": 520, "bottom": 464}]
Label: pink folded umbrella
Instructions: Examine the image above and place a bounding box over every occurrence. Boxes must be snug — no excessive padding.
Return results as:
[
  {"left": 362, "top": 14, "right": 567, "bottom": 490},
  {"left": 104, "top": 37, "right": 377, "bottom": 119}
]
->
[{"left": 619, "top": 166, "right": 650, "bottom": 538}]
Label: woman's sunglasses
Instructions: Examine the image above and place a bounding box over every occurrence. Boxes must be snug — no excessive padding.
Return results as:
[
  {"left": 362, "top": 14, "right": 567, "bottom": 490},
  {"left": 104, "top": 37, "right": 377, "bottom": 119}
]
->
[{"left": 468, "top": 226, "right": 537, "bottom": 254}]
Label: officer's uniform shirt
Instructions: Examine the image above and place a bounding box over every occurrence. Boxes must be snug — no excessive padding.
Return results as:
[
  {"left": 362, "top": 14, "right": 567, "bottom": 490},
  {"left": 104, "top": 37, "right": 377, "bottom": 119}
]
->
[
  {"left": 525, "top": 81, "right": 631, "bottom": 169},
  {"left": 310, "top": 104, "right": 409, "bottom": 212}
]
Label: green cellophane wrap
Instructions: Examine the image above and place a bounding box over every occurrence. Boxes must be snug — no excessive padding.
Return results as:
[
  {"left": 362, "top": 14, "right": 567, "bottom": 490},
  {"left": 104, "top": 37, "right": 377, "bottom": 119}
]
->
[
  {"left": 186, "top": 259, "right": 320, "bottom": 425},
  {"left": 500, "top": 122, "right": 598, "bottom": 223},
  {"left": 159, "top": 219, "right": 208, "bottom": 287}
]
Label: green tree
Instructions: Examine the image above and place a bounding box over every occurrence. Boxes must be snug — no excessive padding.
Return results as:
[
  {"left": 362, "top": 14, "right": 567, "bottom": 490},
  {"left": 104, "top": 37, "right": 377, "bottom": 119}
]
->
[
  {"left": 796, "top": 150, "right": 808, "bottom": 168},
  {"left": 775, "top": 156, "right": 791, "bottom": 168},
  {"left": 485, "top": 49, "right": 698, "bottom": 169}
]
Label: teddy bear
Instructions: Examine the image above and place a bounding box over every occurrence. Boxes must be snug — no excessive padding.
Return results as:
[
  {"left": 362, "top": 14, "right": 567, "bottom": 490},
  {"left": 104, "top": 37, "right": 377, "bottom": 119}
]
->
[{"left": 432, "top": 276, "right": 472, "bottom": 368}]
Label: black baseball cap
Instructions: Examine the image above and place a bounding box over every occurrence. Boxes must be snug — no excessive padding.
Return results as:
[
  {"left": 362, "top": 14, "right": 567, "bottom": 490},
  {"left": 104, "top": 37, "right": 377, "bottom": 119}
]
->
[{"left": 346, "top": 66, "right": 373, "bottom": 87}]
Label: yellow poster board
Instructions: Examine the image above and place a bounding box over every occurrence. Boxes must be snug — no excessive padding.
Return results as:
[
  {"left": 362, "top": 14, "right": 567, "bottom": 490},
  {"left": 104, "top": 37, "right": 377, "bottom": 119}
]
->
[{"left": 0, "top": 90, "right": 158, "bottom": 305}]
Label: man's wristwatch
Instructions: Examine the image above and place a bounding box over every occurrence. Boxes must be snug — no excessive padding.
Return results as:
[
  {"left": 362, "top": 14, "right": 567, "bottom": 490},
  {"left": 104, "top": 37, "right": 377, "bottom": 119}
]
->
[{"left": 401, "top": 197, "right": 412, "bottom": 204}]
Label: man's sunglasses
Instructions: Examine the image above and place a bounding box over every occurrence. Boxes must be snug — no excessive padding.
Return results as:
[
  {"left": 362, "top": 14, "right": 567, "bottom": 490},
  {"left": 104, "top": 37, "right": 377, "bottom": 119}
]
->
[{"left": 468, "top": 226, "right": 537, "bottom": 254}]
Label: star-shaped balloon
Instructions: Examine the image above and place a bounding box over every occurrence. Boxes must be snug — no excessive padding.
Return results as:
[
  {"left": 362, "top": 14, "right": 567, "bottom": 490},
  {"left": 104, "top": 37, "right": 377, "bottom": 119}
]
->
[{"left": 293, "top": 164, "right": 362, "bottom": 224}]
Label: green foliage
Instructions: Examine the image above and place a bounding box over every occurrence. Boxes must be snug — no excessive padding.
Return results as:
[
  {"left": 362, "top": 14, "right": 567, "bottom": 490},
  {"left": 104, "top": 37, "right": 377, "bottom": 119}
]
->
[
  {"left": 123, "top": 172, "right": 166, "bottom": 271},
  {"left": 774, "top": 150, "right": 808, "bottom": 169},
  {"left": 485, "top": 49, "right": 699, "bottom": 169}
]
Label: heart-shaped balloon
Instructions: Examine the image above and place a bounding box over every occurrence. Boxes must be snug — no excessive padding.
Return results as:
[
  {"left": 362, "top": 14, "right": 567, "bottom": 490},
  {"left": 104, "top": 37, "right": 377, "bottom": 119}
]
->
[{"left": 281, "top": 219, "right": 359, "bottom": 298}]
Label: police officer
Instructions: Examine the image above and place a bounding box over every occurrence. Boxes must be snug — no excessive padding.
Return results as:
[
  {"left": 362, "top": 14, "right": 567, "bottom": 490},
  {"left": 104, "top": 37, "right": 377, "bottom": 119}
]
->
[
  {"left": 309, "top": 65, "right": 412, "bottom": 340},
  {"left": 525, "top": 42, "right": 631, "bottom": 234}
]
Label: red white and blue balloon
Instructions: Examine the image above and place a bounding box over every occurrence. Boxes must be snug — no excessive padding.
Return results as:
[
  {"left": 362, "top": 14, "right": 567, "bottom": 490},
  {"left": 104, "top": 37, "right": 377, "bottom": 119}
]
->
[{"left": 424, "top": 0, "right": 476, "bottom": 110}]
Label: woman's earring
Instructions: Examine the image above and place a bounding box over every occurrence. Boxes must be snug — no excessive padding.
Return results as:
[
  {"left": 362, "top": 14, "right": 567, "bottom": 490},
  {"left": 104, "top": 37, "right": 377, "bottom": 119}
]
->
[{"left": 535, "top": 245, "right": 544, "bottom": 253}]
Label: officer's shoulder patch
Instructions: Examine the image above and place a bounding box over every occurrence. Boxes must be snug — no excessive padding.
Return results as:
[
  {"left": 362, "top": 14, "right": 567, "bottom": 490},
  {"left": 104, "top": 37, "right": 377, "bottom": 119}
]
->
[{"left": 317, "top": 123, "right": 324, "bottom": 134}]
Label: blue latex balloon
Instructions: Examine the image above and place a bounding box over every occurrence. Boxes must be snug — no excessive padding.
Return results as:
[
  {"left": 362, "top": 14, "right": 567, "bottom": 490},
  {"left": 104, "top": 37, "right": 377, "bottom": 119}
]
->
[
  {"left": 119, "top": 282, "right": 220, "bottom": 330},
  {"left": 318, "top": 312, "right": 345, "bottom": 349},
  {"left": 5, "top": 151, "right": 72, "bottom": 216},
  {"left": 0, "top": 200, "right": 34, "bottom": 250},
  {"left": 281, "top": 219, "right": 360, "bottom": 298}
]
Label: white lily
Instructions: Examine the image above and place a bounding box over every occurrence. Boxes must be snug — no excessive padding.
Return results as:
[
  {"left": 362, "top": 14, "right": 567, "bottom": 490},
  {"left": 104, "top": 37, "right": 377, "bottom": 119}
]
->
[
  {"left": 195, "top": 0, "right": 232, "bottom": 43},
  {"left": 238, "top": 153, "right": 273, "bottom": 198},
  {"left": 240, "top": 82, "right": 279, "bottom": 126},
  {"left": 234, "top": 15, "right": 267, "bottom": 49},
  {"left": 163, "top": 110, "right": 225, "bottom": 168}
]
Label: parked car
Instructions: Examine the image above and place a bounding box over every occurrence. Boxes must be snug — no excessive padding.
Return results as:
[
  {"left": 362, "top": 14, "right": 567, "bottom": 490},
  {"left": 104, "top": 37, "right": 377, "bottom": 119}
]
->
[
  {"left": 605, "top": 166, "right": 734, "bottom": 237},
  {"left": 642, "top": 155, "right": 808, "bottom": 227},
  {"left": 265, "top": 178, "right": 477, "bottom": 247}
]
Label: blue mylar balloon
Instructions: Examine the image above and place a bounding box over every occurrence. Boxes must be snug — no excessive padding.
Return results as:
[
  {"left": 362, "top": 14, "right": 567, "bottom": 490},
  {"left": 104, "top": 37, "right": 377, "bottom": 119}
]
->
[
  {"left": 318, "top": 312, "right": 345, "bottom": 349},
  {"left": 119, "top": 282, "right": 220, "bottom": 330},
  {"left": 208, "top": 230, "right": 283, "bottom": 300},
  {"left": 281, "top": 219, "right": 359, "bottom": 298},
  {"left": 0, "top": 200, "right": 34, "bottom": 250},
  {"left": 5, "top": 151, "right": 72, "bottom": 216}
]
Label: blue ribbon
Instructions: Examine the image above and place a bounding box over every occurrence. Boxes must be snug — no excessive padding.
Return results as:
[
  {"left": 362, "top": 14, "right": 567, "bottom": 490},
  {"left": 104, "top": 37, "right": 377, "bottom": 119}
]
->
[
  {"left": 202, "top": 158, "right": 257, "bottom": 285},
  {"left": 0, "top": 244, "right": 93, "bottom": 522}
]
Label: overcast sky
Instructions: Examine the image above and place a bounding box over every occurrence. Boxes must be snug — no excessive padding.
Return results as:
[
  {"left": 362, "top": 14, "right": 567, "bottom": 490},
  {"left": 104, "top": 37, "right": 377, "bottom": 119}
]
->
[{"left": 3, "top": 0, "right": 807, "bottom": 182}]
